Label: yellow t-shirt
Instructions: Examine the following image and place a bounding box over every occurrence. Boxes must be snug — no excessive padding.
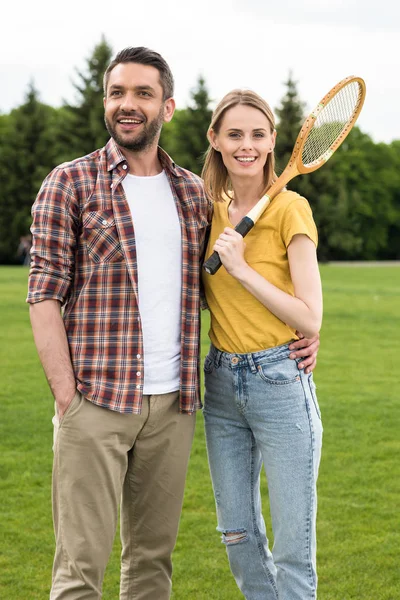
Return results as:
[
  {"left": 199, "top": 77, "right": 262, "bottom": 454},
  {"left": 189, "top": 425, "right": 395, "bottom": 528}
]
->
[{"left": 202, "top": 190, "right": 318, "bottom": 353}]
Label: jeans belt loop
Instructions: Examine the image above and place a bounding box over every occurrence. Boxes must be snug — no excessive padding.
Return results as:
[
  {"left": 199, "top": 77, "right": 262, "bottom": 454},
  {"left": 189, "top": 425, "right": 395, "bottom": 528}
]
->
[
  {"left": 247, "top": 353, "right": 257, "bottom": 373},
  {"left": 215, "top": 349, "right": 223, "bottom": 367}
]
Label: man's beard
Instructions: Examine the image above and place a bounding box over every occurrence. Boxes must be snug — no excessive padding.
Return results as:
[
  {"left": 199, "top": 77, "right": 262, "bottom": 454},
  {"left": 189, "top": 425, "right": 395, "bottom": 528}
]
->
[{"left": 105, "top": 105, "right": 165, "bottom": 152}]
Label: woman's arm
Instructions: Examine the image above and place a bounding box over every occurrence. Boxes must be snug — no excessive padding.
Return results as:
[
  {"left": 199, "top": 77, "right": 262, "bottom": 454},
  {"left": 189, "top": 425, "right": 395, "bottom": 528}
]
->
[{"left": 213, "top": 229, "right": 323, "bottom": 339}]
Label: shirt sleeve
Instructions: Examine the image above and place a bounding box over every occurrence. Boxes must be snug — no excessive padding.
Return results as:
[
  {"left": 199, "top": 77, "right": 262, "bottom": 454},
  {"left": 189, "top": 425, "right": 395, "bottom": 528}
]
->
[
  {"left": 199, "top": 197, "right": 213, "bottom": 311},
  {"left": 281, "top": 196, "right": 318, "bottom": 249},
  {"left": 27, "top": 167, "right": 79, "bottom": 305}
]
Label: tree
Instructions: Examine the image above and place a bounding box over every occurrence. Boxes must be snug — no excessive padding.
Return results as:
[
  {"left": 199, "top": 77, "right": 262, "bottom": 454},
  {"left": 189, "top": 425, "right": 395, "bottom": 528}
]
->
[
  {"left": 160, "top": 76, "right": 212, "bottom": 174},
  {"left": 313, "top": 130, "right": 399, "bottom": 260},
  {"left": 274, "top": 72, "right": 316, "bottom": 219},
  {"left": 383, "top": 140, "right": 400, "bottom": 259},
  {"left": 0, "top": 83, "right": 60, "bottom": 263},
  {"left": 273, "top": 76, "right": 400, "bottom": 261},
  {"left": 60, "top": 35, "right": 113, "bottom": 159},
  {"left": 274, "top": 71, "right": 305, "bottom": 176},
  {"left": 1, "top": 55, "right": 399, "bottom": 264}
]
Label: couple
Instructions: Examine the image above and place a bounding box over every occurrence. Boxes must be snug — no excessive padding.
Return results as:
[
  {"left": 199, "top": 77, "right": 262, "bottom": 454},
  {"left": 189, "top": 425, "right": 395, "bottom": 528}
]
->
[{"left": 28, "top": 46, "right": 322, "bottom": 600}]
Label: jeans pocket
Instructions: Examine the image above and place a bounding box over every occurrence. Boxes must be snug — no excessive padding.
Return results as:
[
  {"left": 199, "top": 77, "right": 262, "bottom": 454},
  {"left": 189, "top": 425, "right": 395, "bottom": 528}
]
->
[
  {"left": 204, "top": 354, "right": 215, "bottom": 375},
  {"left": 308, "top": 377, "right": 321, "bottom": 420},
  {"left": 257, "top": 357, "right": 300, "bottom": 385}
]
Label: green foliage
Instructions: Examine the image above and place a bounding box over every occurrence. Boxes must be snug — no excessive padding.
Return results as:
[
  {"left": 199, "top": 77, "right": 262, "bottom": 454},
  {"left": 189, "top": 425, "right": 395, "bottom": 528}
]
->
[
  {"left": 382, "top": 140, "right": 400, "bottom": 259},
  {"left": 0, "top": 45, "right": 399, "bottom": 262},
  {"left": 160, "top": 76, "right": 212, "bottom": 174},
  {"left": 274, "top": 71, "right": 305, "bottom": 174},
  {"left": 60, "top": 35, "right": 113, "bottom": 159},
  {"left": 274, "top": 75, "right": 400, "bottom": 261},
  {"left": 304, "top": 129, "right": 400, "bottom": 261},
  {"left": 0, "top": 83, "right": 59, "bottom": 263},
  {"left": 0, "top": 38, "right": 114, "bottom": 263},
  {"left": 0, "top": 265, "right": 399, "bottom": 599}
]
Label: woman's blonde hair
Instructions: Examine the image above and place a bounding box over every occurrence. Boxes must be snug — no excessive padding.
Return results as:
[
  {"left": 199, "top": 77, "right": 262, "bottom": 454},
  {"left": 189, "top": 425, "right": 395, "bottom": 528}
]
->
[{"left": 202, "top": 89, "right": 277, "bottom": 202}]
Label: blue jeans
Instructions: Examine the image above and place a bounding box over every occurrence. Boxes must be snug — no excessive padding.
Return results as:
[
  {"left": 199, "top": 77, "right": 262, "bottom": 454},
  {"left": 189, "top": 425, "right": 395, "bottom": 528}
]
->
[{"left": 203, "top": 343, "right": 323, "bottom": 600}]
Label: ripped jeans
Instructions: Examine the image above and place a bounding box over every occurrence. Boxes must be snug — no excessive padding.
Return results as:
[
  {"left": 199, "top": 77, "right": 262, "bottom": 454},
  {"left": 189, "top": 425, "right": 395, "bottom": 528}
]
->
[{"left": 203, "top": 343, "right": 323, "bottom": 600}]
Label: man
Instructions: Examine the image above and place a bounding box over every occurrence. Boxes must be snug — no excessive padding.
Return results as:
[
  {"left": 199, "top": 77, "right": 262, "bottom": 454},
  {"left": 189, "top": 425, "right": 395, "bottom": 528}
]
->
[{"left": 28, "top": 47, "right": 319, "bottom": 599}]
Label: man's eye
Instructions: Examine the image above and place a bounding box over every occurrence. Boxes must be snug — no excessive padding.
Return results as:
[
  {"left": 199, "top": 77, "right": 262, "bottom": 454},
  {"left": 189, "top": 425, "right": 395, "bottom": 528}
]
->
[{"left": 110, "top": 91, "right": 121, "bottom": 96}]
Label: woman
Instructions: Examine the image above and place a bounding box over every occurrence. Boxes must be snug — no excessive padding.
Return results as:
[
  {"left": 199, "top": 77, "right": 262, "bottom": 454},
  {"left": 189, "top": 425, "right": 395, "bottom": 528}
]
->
[{"left": 201, "top": 89, "right": 323, "bottom": 599}]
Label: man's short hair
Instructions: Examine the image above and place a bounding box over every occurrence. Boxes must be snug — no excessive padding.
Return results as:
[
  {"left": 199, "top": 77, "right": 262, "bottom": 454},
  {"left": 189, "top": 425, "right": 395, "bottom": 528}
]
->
[{"left": 103, "top": 47, "right": 174, "bottom": 100}]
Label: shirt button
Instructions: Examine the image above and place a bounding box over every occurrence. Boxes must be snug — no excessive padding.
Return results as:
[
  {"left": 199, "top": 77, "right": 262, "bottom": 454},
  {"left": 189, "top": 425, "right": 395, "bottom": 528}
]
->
[
  {"left": 137, "top": 354, "right": 141, "bottom": 359},
  {"left": 136, "top": 384, "right": 141, "bottom": 389},
  {"left": 110, "top": 184, "right": 113, "bottom": 189},
  {"left": 110, "top": 164, "right": 114, "bottom": 169},
  {"left": 136, "top": 372, "right": 141, "bottom": 377},
  {"left": 102, "top": 219, "right": 107, "bottom": 225},
  {"left": 122, "top": 164, "right": 127, "bottom": 170}
]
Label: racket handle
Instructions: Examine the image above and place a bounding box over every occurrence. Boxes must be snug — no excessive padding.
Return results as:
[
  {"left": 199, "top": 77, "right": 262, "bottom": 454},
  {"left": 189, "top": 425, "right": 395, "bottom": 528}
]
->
[
  {"left": 202, "top": 216, "right": 255, "bottom": 275},
  {"left": 202, "top": 250, "right": 222, "bottom": 275},
  {"left": 234, "top": 216, "right": 255, "bottom": 238}
]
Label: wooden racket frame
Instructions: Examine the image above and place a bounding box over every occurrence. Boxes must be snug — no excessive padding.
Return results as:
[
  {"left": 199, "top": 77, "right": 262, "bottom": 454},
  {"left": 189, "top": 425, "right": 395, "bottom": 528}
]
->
[{"left": 246, "top": 75, "right": 366, "bottom": 224}]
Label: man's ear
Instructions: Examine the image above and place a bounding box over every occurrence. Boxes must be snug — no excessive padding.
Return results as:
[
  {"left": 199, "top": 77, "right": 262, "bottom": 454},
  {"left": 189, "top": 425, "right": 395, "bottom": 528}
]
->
[{"left": 163, "top": 98, "right": 176, "bottom": 123}]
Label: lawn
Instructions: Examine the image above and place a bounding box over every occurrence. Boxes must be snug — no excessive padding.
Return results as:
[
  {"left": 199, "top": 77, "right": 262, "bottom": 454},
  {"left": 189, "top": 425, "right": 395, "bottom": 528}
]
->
[{"left": 0, "top": 265, "right": 399, "bottom": 599}]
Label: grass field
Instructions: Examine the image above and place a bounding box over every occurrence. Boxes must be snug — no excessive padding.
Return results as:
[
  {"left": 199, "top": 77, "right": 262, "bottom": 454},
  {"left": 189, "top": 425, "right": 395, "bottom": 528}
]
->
[{"left": 0, "top": 265, "right": 399, "bottom": 599}]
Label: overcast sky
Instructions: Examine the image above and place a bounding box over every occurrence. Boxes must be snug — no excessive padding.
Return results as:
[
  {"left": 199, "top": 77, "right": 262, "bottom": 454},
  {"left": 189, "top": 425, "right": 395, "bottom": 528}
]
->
[{"left": 1, "top": 0, "right": 399, "bottom": 144}]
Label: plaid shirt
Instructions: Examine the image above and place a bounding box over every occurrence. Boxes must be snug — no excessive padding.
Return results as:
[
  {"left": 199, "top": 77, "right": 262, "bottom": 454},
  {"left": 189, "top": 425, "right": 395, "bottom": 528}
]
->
[{"left": 27, "top": 139, "right": 212, "bottom": 414}]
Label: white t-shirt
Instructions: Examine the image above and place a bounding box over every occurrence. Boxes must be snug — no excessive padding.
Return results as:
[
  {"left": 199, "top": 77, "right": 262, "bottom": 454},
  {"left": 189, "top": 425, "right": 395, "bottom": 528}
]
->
[{"left": 122, "top": 171, "right": 182, "bottom": 394}]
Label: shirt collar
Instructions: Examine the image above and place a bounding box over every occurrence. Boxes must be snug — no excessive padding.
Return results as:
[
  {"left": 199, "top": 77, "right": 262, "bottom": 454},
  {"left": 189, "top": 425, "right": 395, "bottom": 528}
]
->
[
  {"left": 105, "top": 138, "right": 127, "bottom": 171},
  {"left": 105, "top": 138, "right": 182, "bottom": 177},
  {"left": 157, "top": 146, "right": 181, "bottom": 177}
]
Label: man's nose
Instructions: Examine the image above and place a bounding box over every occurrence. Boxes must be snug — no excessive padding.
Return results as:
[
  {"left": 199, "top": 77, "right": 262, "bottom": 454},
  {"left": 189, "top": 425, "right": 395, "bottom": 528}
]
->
[{"left": 120, "top": 92, "right": 138, "bottom": 112}]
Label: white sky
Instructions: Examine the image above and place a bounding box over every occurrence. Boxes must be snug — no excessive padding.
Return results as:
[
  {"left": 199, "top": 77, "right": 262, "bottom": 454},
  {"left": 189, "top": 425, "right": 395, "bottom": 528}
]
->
[{"left": 1, "top": 0, "right": 399, "bottom": 143}]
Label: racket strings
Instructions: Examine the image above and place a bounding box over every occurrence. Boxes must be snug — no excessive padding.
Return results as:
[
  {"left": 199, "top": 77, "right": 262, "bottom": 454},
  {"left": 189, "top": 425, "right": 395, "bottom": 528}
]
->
[{"left": 302, "top": 81, "right": 362, "bottom": 167}]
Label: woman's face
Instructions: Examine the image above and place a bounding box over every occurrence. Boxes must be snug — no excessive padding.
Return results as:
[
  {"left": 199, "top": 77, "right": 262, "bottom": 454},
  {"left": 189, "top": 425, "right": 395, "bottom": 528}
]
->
[{"left": 210, "top": 104, "right": 276, "bottom": 181}]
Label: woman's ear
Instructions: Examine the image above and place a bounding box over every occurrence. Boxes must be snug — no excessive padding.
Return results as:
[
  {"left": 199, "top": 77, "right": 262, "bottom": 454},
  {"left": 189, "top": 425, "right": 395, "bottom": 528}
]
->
[
  {"left": 270, "top": 129, "right": 277, "bottom": 152},
  {"left": 208, "top": 128, "right": 219, "bottom": 151}
]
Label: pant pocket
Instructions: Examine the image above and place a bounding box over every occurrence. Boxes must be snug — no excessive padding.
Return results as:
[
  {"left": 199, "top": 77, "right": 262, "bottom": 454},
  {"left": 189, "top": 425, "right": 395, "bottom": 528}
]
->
[
  {"left": 308, "top": 377, "right": 321, "bottom": 420},
  {"left": 52, "top": 403, "right": 59, "bottom": 453},
  {"left": 52, "top": 390, "right": 80, "bottom": 451},
  {"left": 204, "top": 354, "right": 215, "bottom": 375}
]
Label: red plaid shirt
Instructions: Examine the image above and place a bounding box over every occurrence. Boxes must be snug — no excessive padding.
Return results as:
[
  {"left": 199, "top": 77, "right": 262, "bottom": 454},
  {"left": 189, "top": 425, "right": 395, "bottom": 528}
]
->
[{"left": 27, "top": 139, "right": 212, "bottom": 414}]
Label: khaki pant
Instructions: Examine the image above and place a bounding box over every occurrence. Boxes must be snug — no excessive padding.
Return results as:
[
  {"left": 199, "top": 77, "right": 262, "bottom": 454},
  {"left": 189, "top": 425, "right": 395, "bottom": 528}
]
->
[{"left": 50, "top": 391, "right": 196, "bottom": 600}]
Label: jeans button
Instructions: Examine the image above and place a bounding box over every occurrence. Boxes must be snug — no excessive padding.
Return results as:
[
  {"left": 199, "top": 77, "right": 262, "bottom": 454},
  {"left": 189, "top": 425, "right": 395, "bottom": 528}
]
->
[{"left": 231, "top": 357, "right": 239, "bottom": 365}]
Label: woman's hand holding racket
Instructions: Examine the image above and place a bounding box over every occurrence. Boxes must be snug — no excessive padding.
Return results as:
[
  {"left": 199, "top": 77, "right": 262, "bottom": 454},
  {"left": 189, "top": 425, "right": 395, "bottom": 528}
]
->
[{"left": 213, "top": 227, "right": 247, "bottom": 277}]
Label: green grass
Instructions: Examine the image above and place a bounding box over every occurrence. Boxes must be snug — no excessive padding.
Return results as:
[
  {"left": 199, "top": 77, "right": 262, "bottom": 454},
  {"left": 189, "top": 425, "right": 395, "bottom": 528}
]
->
[{"left": 0, "top": 265, "right": 399, "bottom": 599}]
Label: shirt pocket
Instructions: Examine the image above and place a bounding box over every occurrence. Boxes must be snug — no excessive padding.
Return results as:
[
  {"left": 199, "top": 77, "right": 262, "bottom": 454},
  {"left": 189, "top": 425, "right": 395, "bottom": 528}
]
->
[
  {"left": 186, "top": 215, "right": 209, "bottom": 258},
  {"left": 82, "top": 210, "right": 124, "bottom": 263}
]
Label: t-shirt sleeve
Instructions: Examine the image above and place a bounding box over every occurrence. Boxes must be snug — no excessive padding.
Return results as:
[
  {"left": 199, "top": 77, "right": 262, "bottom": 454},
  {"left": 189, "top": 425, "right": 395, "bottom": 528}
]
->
[{"left": 281, "top": 197, "right": 318, "bottom": 248}]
